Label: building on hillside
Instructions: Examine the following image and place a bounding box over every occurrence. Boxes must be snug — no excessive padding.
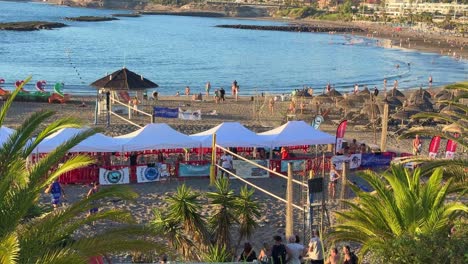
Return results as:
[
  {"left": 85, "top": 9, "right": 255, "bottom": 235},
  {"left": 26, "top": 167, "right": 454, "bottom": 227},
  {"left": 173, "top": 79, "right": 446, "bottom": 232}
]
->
[{"left": 385, "top": 1, "right": 468, "bottom": 17}]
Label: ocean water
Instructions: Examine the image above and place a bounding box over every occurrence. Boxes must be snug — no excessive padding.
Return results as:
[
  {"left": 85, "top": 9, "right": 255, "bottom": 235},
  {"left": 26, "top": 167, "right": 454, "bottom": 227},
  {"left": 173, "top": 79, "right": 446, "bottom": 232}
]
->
[{"left": 0, "top": 1, "right": 466, "bottom": 95}]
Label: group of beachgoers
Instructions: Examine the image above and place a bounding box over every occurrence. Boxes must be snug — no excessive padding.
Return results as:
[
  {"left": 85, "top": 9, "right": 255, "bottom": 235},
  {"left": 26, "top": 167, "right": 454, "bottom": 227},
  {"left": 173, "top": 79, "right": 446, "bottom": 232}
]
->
[
  {"left": 173, "top": 80, "right": 240, "bottom": 103},
  {"left": 237, "top": 230, "right": 358, "bottom": 264},
  {"left": 45, "top": 180, "right": 100, "bottom": 217}
]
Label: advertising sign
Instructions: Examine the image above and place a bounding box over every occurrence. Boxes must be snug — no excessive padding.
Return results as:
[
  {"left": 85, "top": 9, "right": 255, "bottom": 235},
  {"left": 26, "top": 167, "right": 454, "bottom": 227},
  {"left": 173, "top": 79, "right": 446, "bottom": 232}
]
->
[{"left": 99, "top": 167, "right": 130, "bottom": 185}]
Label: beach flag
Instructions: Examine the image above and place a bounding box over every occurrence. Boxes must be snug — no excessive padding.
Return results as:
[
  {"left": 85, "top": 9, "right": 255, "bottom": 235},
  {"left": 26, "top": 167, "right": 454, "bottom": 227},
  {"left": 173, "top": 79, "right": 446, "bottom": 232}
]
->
[
  {"left": 428, "top": 136, "right": 441, "bottom": 158},
  {"left": 335, "top": 120, "right": 348, "bottom": 154},
  {"left": 445, "top": 134, "right": 459, "bottom": 159}
]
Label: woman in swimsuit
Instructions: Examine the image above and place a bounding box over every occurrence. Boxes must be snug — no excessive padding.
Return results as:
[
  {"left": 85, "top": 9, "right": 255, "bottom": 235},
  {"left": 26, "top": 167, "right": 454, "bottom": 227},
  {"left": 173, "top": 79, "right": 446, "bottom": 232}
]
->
[{"left": 328, "top": 164, "right": 341, "bottom": 200}]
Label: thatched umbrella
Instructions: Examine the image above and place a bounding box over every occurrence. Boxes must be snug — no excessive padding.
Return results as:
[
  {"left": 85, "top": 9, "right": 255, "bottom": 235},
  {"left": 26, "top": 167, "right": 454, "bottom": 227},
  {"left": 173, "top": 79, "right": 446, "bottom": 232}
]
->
[
  {"left": 358, "top": 87, "right": 370, "bottom": 95},
  {"left": 387, "top": 88, "right": 405, "bottom": 98},
  {"left": 435, "top": 89, "right": 452, "bottom": 101},
  {"left": 312, "top": 94, "right": 334, "bottom": 105},
  {"left": 327, "top": 89, "right": 343, "bottom": 97},
  {"left": 90, "top": 67, "right": 158, "bottom": 90}
]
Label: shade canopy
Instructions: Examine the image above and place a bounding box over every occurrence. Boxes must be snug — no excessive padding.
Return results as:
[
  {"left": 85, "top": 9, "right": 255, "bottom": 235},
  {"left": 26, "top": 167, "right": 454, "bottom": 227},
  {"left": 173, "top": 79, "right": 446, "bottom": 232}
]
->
[
  {"left": 35, "top": 128, "right": 122, "bottom": 153},
  {"left": 90, "top": 67, "right": 158, "bottom": 90},
  {"left": 190, "top": 122, "right": 267, "bottom": 147},
  {"left": 259, "top": 121, "right": 335, "bottom": 147},
  {"left": 117, "top": 123, "right": 200, "bottom": 151},
  {"left": 0, "top": 126, "right": 15, "bottom": 145}
]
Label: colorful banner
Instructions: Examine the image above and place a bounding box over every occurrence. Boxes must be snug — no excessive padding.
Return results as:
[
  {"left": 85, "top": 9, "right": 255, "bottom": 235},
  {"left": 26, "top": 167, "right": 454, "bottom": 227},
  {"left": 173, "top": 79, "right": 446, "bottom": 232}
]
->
[
  {"left": 280, "top": 159, "right": 305, "bottom": 172},
  {"left": 445, "top": 135, "right": 458, "bottom": 159},
  {"left": 311, "top": 115, "right": 324, "bottom": 129},
  {"left": 99, "top": 167, "right": 130, "bottom": 185},
  {"left": 331, "top": 154, "right": 361, "bottom": 170},
  {"left": 179, "top": 108, "right": 202, "bottom": 120},
  {"left": 178, "top": 163, "right": 211, "bottom": 177},
  {"left": 136, "top": 164, "right": 170, "bottom": 183},
  {"left": 335, "top": 120, "right": 348, "bottom": 154},
  {"left": 360, "top": 154, "right": 392, "bottom": 168},
  {"left": 153, "top": 107, "right": 178, "bottom": 118},
  {"left": 428, "top": 136, "right": 441, "bottom": 158},
  {"left": 232, "top": 160, "right": 269, "bottom": 179}
]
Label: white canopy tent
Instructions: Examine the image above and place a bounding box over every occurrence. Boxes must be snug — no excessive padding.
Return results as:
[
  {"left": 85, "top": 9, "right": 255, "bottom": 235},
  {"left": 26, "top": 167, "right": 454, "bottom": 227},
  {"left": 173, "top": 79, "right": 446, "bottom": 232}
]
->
[
  {"left": 258, "top": 121, "right": 335, "bottom": 147},
  {"left": 35, "top": 128, "right": 122, "bottom": 153},
  {"left": 190, "top": 122, "right": 268, "bottom": 147},
  {"left": 0, "top": 126, "right": 15, "bottom": 145},
  {"left": 117, "top": 123, "right": 200, "bottom": 151}
]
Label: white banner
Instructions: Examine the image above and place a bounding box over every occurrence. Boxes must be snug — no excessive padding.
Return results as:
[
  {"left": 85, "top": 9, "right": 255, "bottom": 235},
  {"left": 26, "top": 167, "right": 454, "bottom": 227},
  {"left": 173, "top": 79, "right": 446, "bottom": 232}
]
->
[
  {"left": 136, "top": 164, "right": 170, "bottom": 183},
  {"left": 331, "top": 154, "right": 362, "bottom": 170},
  {"left": 99, "top": 167, "right": 130, "bottom": 185},
  {"left": 231, "top": 160, "right": 269, "bottom": 179},
  {"left": 178, "top": 108, "right": 202, "bottom": 120}
]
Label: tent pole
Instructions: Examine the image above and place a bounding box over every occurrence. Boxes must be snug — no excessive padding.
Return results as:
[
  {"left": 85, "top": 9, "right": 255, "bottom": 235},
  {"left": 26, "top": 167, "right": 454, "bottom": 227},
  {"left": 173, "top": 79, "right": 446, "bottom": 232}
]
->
[{"left": 209, "top": 133, "right": 217, "bottom": 185}]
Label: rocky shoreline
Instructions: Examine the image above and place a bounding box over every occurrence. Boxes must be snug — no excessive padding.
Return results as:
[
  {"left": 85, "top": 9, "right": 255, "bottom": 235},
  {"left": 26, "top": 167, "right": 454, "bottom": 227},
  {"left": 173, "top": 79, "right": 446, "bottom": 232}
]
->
[
  {"left": 216, "top": 24, "right": 363, "bottom": 33},
  {"left": 0, "top": 21, "right": 66, "bottom": 31},
  {"left": 64, "top": 16, "right": 118, "bottom": 22}
]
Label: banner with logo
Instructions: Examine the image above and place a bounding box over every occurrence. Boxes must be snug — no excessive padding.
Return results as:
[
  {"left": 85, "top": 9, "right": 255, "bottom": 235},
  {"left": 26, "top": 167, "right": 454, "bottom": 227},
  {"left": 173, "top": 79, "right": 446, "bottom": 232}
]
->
[
  {"left": 179, "top": 108, "right": 202, "bottom": 120},
  {"left": 445, "top": 136, "right": 458, "bottom": 159},
  {"left": 335, "top": 120, "right": 348, "bottom": 154},
  {"left": 153, "top": 107, "right": 178, "bottom": 118},
  {"left": 99, "top": 167, "right": 130, "bottom": 185},
  {"left": 360, "top": 153, "right": 392, "bottom": 168},
  {"left": 280, "top": 159, "right": 305, "bottom": 172},
  {"left": 428, "top": 136, "right": 441, "bottom": 158},
  {"left": 311, "top": 115, "right": 324, "bottom": 129},
  {"left": 136, "top": 164, "right": 170, "bottom": 183},
  {"left": 331, "top": 154, "right": 362, "bottom": 170},
  {"left": 232, "top": 160, "right": 269, "bottom": 179},
  {"left": 178, "top": 163, "right": 211, "bottom": 177}
]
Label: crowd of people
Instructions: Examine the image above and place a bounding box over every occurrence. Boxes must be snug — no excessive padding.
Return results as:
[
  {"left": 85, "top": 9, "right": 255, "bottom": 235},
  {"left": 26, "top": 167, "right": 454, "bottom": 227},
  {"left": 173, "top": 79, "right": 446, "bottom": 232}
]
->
[{"left": 237, "top": 230, "right": 358, "bottom": 264}]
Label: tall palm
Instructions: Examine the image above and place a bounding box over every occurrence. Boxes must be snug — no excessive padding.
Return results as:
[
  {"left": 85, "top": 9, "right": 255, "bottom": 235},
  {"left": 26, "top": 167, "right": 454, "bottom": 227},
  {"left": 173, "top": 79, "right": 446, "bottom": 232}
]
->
[
  {"left": 400, "top": 82, "right": 467, "bottom": 189},
  {"left": 234, "top": 185, "right": 260, "bottom": 255},
  {"left": 328, "top": 165, "right": 467, "bottom": 261},
  {"left": 0, "top": 77, "right": 164, "bottom": 263},
  {"left": 206, "top": 178, "right": 238, "bottom": 252}
]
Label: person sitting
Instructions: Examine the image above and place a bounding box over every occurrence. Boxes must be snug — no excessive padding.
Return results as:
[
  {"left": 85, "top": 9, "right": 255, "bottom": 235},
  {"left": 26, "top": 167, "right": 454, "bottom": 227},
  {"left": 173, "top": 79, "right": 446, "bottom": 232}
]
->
[{"left": 238, "top": 242, "right": 257, "bottom": 262}]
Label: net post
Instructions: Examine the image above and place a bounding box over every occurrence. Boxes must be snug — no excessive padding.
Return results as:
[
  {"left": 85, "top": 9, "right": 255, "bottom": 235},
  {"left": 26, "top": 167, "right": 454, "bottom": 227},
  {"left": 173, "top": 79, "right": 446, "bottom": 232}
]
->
[
  {"left": 286, "top": 162, "right": 294, "bottom": 239},
  {"left": 210, "top": 133, "right": 217, "bottom": 185}
]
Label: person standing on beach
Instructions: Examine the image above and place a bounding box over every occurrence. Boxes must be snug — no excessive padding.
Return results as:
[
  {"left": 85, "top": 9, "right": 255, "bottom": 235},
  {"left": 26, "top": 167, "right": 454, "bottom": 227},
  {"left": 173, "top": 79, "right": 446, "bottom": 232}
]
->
[
  {"left": 219, "top": 151, "right": 233, "bottom": 178},
  {"left": 269, "top": 97, "right": 275, "bottom": 114},
  {"left": 428, "top": 75, "right": 433, "bottom": 88},
  {"left": 308, "top": 230, "right": 324, "bottom": 264},
  {"left": 383, "top": 78, "right": 387, "bottom": 95},
  {"left": 234, "top": 85, "right": 239, "bottom": 101},
  {"left": 219, "top": 87, "right": 226, "bottom": 102},
  {"left": 185, "top": 86, "right": 190, "bottom": 96},
  {"left": 232, "top": 80, "right": 238, "bottom": 95},
  {"left": 87, "top": 181, "right": 100, "bottom": 217},
  {"left": 412, "top": 135, "right": 422, "bottom": 155},
  {"left": 45, "top": 179, "right": 65, "bottom": 210},
  {"left": 328, "top": 164, "right": 341, "bottom": 200},
  {"left": 393, "top": 80, "right": 398, "bottom": 90},
  {"left": 353, "top": 84, "right": 359, "bottom": 94},
  {"left": 205, "top": 81, "right": 211, "bottom": 96},
  {"left": 286, "top": 235, "right": 305, "bottom": 264},
  {"left": 270, "top": 236, "right": 287, "bottom": 264}
]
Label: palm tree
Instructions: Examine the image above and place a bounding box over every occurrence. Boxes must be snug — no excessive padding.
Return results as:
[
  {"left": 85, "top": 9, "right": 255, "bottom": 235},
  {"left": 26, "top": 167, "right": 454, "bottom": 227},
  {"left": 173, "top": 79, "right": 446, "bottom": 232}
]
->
[
  {"left": 0, "top": 77, "right": 164, "bottom": 263},
  {"left": 234, "top": 185, "right": 260, "bottom": 255},
  {"left": 400, "top": 82, "right": 467, "bottom": 189},
  {"left": 328, "top": 165, "right": 467, "bottom": 262},
  {"left": 166, "top": 184, "right": 210, "bottom": 246},
  {"left": 206, "top": 178, "right": 238, "bottom": 253}
]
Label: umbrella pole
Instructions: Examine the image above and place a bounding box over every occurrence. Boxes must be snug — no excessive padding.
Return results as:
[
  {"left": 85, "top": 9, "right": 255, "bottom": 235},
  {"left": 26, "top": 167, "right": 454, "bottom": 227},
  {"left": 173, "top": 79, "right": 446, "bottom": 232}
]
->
[{"left": 94, "top": 90, "right": 98, "bottom": 125}]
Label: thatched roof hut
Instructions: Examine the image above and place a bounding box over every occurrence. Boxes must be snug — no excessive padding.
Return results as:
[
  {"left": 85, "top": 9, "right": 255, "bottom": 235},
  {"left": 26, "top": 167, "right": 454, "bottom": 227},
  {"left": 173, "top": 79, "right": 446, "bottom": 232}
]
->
[{"left": 90, "top": 67, "right": 158, "bottom": 90}]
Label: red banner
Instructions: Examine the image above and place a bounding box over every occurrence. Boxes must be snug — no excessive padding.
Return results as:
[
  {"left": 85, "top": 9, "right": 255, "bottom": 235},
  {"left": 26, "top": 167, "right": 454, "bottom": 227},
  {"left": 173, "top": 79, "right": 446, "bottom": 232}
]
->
[
  {"left": 335, "top": 120, "right": 348, "bottom": 154},
  {"left": 428, "top": 136, "right": 441, "bottom": 158},
  {"left": 445, "top": 134, "right": 459, "bottom": 159}
]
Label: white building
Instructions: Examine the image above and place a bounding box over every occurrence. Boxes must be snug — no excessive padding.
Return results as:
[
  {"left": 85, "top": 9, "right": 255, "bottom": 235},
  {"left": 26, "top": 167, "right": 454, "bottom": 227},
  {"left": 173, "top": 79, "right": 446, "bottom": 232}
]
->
[{"left": 385, "top": 1, "right": 468, "bottom": 17}]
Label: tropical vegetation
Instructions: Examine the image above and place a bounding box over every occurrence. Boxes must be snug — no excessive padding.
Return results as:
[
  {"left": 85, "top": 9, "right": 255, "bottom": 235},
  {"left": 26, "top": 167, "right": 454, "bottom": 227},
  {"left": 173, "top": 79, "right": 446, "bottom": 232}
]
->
[
  {"left": 400, "top": 82, "right": 467, "bottom": 190},
  {"left": 328, "top": 165, "right": 468, "bottom": 263},
  {"left": 0, "top": 77, "right": 164, "bottom": 263},
  {"left": 151, "top": 178, "right": 260, "bottom": 262}
]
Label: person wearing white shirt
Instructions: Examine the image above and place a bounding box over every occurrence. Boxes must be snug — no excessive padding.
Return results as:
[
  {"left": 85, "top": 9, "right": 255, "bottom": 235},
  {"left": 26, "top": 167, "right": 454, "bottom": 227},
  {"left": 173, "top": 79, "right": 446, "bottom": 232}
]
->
[
  {"left": 219, "top": 151, "right": 233, "bottom": 178},
  {"left": 308, "top": 230, "right": 324, "bottom": 264}
]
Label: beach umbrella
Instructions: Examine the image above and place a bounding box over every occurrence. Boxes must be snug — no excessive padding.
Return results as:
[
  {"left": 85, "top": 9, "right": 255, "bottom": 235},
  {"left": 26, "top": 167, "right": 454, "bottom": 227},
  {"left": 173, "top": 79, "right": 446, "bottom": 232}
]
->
[
  {"left": 387, "top": 88, "right": 405, "bottom": 98},
  {"left": 440, "top": 105, "right": 465, "bottom": 116},
  {"left": 434, "top": 89, "right": 452, "bottom": 101},
  {"left": 311, "top": 94, "right": 334, "bottom": 105},
  {"left": 90, "top": 67, "right": 158, "bottom": 90},
  {"left": 358, "top": 87, "right": 370, "bottom": 95},
  {"left": 327, "top": 89, "right": 343, "bottom": 97},
  {"left": 442, "top": 123, "right": 463, "bottom": 134},
  {"left": 361, "top": 103, "right": 380, "bottom": 120}
]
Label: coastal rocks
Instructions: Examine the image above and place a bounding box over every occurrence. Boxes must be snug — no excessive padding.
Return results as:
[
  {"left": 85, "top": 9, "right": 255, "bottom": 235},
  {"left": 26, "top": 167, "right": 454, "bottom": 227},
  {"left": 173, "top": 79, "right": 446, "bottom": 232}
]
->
[
  {"left": 0, "top": 21, "right": 66, "bottom": 31},
  {"left": 140, "top": 11, "right": 225, "bottom": 17},
  {"left": 216, "top": 24, "right": 364, "bottom": 33},
  {"left": 111, "top": 13, "right": 141, "bottom": 17},
  {"left": 65, "top": 16, "right": 118, "bottom": 22}
]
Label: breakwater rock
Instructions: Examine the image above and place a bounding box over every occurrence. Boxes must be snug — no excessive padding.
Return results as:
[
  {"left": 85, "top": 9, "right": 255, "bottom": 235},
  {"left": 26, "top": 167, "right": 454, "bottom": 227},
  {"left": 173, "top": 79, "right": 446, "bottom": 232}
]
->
[
  {"left": 0, "top": 21, "right": 66, "bottom": 31},
  {"left": 216, "top": 24, "right": 364, "bottom": 33},
  {"left": 111, "top": 13, "right": 141, "bottom": 17},
  {"left": 65, "top": 16, "right": 118, "bottom": 22},
  {"left": 140, "top": 11, "right": 225, "bottom": 17}
]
